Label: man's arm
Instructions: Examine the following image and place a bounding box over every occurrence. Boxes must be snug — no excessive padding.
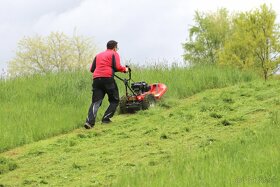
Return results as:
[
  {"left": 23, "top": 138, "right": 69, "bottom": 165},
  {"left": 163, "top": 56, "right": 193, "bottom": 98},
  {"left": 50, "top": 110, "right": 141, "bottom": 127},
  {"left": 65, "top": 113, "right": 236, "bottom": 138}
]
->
[
  {"left": 112, "top": 53, "right": 126, "bottom": 72},
  {"left": 90, "top": 57, "right": 96, "bottom": 73}
]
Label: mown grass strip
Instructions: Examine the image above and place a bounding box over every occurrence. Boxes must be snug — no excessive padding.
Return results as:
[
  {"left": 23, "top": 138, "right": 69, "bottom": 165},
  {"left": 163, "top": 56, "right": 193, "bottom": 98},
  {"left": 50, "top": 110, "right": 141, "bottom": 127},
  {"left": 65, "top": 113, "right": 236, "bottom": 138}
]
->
[{"left": 113, "top": 111, "right": 280, "bottom": 187}]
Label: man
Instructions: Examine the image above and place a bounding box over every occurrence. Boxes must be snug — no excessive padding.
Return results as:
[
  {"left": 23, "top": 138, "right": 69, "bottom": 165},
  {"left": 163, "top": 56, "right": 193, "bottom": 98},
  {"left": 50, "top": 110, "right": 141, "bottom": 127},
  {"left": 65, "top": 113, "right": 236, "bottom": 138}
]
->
[{"left": 84, "top": 40, "right": 128, "bottom": 129}]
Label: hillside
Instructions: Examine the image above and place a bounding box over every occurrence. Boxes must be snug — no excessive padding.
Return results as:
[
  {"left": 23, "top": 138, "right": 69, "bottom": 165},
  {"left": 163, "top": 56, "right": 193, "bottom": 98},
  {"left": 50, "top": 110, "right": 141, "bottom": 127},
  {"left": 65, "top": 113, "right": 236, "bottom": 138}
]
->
[
  {"left": 0, "top": 79, "right": 279, "bottom": 186},
  {"left": 0, "top": 66, "right": 258, "bottom": 152}
]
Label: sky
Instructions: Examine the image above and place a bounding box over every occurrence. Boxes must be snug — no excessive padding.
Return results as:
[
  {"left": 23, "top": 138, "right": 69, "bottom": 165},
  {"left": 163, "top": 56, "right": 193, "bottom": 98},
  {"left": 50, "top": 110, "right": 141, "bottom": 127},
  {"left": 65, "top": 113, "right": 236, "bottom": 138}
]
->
[{"left": 1, "top": 0, "right": 280, "bottom": 71}]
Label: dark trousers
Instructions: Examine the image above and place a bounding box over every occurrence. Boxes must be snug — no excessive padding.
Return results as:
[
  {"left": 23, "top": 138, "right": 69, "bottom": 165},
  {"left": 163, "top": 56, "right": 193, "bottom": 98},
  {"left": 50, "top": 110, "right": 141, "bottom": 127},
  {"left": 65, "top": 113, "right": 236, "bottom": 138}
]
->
[{"left": 86, "top": 77, "right": 119, "bottom": 126}]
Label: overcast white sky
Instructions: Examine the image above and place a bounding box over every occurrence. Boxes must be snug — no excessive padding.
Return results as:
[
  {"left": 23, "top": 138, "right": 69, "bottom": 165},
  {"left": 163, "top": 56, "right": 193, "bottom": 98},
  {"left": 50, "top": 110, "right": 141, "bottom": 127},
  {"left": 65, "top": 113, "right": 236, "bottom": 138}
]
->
[{"left": 1, "top": 0, "right": 280, "bottom": 71}]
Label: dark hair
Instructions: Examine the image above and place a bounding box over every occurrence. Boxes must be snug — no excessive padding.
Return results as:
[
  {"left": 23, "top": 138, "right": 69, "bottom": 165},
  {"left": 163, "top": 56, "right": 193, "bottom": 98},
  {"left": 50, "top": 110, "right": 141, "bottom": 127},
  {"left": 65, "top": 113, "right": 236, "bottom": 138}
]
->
[{"left": 107, "top": 40, "right": 118, "bottom": 49}]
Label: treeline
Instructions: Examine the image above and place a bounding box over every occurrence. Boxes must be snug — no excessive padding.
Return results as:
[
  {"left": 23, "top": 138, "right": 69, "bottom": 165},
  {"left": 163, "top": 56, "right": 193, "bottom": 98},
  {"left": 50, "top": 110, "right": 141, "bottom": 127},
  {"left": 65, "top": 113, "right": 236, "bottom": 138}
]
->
[
  {"left": 7, "top": 4, "right": 280, "bottom": 80},
  {"left": 8, "top": 31, "right": 96, "bottom": 76},
  {"left": 183, "top": 4, "right": 280, "bottom": 80}
]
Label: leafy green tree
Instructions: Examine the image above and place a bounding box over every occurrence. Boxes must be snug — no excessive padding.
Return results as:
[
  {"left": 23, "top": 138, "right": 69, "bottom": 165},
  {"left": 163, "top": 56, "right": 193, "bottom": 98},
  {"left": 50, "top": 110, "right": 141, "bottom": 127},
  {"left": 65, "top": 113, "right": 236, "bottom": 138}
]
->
[
  {"left": 219, "top": 4, "right": 280, "bottom": 80},
  {"left": 218, "top": 12, "right": 256, "bottom": 69},
  {"left": 8, "top": 32, "right": 96, "bottom": 76},
  {"left": 183, "top": 8, "right": 230, "bottom": 65}
]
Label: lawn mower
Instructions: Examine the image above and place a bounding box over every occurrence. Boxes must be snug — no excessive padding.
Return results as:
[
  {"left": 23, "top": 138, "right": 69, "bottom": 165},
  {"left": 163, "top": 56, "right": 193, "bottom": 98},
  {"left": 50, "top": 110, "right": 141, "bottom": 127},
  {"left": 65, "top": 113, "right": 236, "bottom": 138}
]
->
[{"left": 114, "top": 66, "right": 167, "bottom": 114}]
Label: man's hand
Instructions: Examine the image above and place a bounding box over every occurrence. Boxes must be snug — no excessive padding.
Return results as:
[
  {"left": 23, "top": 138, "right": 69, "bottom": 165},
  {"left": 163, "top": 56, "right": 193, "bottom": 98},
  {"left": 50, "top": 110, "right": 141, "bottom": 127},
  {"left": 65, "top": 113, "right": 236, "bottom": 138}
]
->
[
  {"left": 125, "top": 67, "right": 129, "bottom": 73},
  {"left": 125, "top": 65, "right": 131, "bottom": 73}
]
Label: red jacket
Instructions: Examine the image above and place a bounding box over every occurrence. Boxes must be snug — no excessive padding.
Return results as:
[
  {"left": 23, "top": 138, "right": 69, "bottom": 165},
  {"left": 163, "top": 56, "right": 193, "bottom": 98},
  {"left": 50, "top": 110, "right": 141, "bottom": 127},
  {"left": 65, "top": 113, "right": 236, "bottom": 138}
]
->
[{"left": 90, "top": 49, "right": 126, "bottom": 78}]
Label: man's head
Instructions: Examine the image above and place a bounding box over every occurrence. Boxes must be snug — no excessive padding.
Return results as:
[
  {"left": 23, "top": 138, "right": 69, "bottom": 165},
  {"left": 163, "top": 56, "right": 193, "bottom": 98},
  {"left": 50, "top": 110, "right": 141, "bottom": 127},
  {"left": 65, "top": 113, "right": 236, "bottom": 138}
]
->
[{"left": 107, "top": 40, "right": 118, "bottom": 50}]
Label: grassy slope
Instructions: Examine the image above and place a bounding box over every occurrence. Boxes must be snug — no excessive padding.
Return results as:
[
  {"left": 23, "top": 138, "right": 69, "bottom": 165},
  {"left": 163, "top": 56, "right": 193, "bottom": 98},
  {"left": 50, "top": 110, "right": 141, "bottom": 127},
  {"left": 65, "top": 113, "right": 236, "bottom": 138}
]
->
[
  {"left": 0, "top": 80, "right": 279, "bottom": 186},
  {"left": 115, "top": 111, "right": 280, "bottom": 187},
  {"left": 0, "top": 66, "right": 258, "bottom": 152}
]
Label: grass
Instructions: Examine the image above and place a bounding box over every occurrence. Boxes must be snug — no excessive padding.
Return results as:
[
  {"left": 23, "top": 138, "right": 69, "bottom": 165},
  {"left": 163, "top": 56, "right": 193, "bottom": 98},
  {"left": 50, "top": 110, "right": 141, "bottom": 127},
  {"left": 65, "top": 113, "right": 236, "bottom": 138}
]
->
[
  {"left": 0, "top": 78, "right": 279, "bottom": 186},
  {"left": 126, "top": 64, "right": 259, "bottom": 98},
  {"left": 0, "top": 65, "right": 259, "bottom": 152},
  {"left": 0, "top": 71, "right": 90, "bottom": 152},
  {"left": 113, "top": 111, "right": 280, "bottom": 187}
]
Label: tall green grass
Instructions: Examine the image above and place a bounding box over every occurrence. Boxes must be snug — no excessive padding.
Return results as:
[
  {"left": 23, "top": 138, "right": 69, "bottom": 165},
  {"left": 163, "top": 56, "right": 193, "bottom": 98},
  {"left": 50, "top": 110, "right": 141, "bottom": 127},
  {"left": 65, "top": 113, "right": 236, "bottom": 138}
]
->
[
  {"left": 113, "top": 111, "right": 280, "bottom": 187},
  {"left": 0, "top": 65, "right": 260, "bottom": 152},
  {"left": 121, "top": 64, "right": 260, "bottom": 98},
  {"left": 0, "top": 72, "right": 91, "bottom": 151}
]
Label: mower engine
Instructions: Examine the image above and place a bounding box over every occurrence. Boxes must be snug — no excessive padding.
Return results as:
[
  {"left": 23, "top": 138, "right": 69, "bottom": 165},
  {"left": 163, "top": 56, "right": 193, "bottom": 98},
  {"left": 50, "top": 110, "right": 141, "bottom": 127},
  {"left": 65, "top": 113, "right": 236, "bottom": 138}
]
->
[
  {"left": 131, "top": 81, "right": 151, "bottom": 95},
  {"left": 115, "top": 67, "right": 167, "bottom": 114}
]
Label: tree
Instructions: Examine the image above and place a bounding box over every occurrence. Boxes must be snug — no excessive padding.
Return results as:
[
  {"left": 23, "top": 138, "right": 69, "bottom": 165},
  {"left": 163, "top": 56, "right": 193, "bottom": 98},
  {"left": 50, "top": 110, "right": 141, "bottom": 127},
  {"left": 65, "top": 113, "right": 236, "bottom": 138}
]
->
[
  {"left": 47, "top": 32, "right": 73, "bottom": 71},
  {"left": 183, "top": 8, "right": 231, "bottom": 65},
  {"left": 8, "top": 31, "right": 96, "bottom": 76},
  {"left": 71, "top": 32, "right": 96, "bottom": 70},
  {"left": 250, "top": 4, "right": 280, "bottom": 80},
  {"left": 218, "top": 4, "right": 280, "bottom": 80},
  {"left": 218, "top": 12, "right": 256, "bottom": 69}
]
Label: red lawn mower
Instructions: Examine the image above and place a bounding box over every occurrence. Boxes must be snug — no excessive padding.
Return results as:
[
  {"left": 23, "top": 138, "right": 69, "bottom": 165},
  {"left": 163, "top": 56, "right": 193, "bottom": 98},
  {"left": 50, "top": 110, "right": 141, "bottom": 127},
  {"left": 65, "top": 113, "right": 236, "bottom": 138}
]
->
[{"left": 115, "top": 66, "right": 167, "bottom": 114}]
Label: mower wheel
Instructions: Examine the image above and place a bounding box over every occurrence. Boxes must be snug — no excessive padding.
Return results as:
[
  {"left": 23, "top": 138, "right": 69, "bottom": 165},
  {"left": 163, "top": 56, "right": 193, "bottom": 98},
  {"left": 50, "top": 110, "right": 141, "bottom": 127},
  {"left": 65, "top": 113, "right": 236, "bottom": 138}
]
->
[
  {"left": 142, "top": 94, "right": 156, "bottom": 110},
  {"left": 119, "top": 96, "right": 128, "bottom": 114}
]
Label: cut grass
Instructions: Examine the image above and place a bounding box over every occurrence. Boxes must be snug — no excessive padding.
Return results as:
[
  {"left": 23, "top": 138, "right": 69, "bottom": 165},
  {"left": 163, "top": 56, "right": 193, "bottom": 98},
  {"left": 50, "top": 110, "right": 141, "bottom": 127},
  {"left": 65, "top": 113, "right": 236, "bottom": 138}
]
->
[{"left": 114, "top": 111, "right": 280, "bottom": 187}]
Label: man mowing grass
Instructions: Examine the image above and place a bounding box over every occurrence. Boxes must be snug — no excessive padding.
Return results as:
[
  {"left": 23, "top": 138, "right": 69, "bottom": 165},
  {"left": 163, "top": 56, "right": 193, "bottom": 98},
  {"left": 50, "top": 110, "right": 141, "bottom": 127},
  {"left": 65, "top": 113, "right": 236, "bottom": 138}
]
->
[{"left": 84, "top": 40, "right": 129, "bottom": 129}]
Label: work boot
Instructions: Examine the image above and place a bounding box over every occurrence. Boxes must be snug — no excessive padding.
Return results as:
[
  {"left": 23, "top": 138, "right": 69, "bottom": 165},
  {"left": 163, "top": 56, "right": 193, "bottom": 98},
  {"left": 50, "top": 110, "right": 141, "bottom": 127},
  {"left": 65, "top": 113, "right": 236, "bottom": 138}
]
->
[
  {"left": 84, "top": 122, "right": 94, "bottom": 129},
  {"left": 101, "top": 118, "right": 112, "bottom": 124}
]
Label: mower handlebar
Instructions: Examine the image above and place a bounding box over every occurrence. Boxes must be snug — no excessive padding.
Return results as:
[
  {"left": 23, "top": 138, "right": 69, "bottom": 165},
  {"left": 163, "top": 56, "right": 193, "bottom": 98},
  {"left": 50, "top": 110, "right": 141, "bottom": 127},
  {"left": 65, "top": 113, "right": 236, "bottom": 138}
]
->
[
  {"left": 126, "top": 65, "right": 131, "bottom": 72},
  {"left": 125, "top": 65, "right": 131, "bottom": 80},
  {"left": 114, "top": 65, "right": 132, "bottom": 82}
]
